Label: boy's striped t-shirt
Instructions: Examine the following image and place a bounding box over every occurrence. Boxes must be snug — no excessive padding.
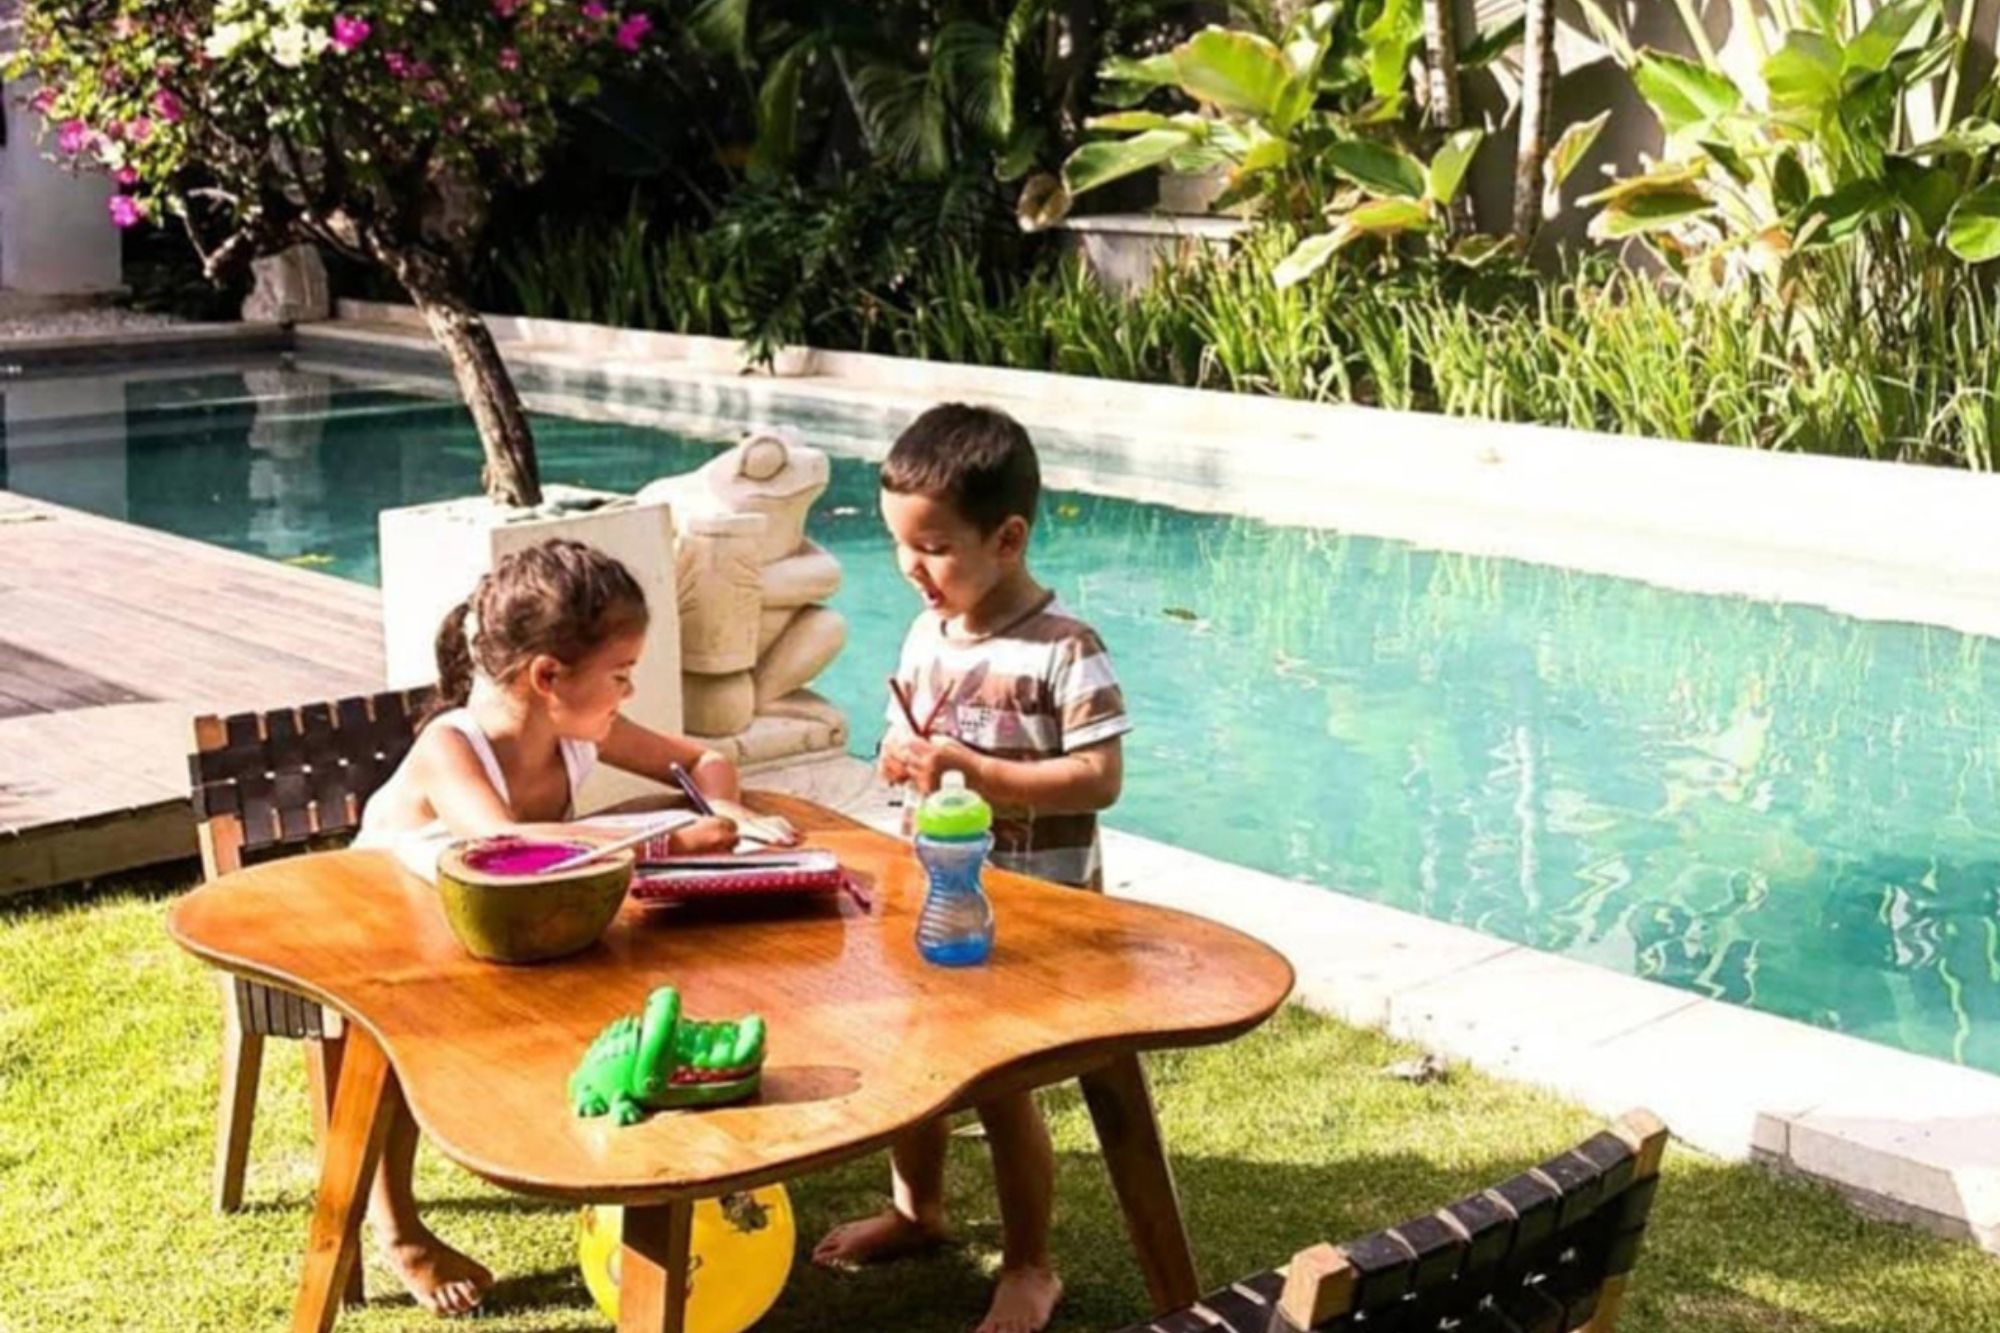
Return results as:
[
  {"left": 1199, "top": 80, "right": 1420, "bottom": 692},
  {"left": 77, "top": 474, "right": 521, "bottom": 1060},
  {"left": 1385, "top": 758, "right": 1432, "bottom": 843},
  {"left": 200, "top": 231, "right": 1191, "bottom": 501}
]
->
[{"left": 887, "top": 594, "right": 1131, "bottom": 888}]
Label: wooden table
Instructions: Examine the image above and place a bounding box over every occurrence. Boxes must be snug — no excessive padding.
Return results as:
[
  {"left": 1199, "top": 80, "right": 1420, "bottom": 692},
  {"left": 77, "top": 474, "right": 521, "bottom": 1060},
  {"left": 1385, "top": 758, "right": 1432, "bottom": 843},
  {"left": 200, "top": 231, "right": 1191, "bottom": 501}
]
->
[{"left": 168, "top": 794, "right": 1294, "bottom": 1333}]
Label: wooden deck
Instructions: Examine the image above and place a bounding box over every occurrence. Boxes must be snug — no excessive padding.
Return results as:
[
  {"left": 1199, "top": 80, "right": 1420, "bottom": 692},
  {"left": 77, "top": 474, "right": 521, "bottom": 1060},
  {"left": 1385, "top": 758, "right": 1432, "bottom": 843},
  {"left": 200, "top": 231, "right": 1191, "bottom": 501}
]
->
[{"left": 0, "top": 492, "right": 384, "bottom": 894}]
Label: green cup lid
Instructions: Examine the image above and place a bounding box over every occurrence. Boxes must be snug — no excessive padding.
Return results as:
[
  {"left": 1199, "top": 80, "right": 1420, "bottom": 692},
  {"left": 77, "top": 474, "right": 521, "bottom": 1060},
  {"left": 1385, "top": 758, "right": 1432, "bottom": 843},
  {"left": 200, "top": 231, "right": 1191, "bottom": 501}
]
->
[{"left": 915, "top": 771, "right": 992, "bottom": 838}]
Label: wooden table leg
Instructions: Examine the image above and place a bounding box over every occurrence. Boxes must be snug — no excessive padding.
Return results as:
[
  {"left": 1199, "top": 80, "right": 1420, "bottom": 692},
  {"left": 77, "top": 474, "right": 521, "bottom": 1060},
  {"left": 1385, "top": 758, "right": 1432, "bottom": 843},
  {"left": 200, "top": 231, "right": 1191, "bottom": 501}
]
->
[
  {"left": 291, "top": 1024, "right": 395, "bottom": 1333},
  {"left": 1079, "top": 1053, "right": 1200, "bottom": 1312},
  {"left": 619, "top": 1201, "right": 696, "bottom": 1333},
  {"left": 303, "top": 1032, "right": 364, "bottom": 1309}
]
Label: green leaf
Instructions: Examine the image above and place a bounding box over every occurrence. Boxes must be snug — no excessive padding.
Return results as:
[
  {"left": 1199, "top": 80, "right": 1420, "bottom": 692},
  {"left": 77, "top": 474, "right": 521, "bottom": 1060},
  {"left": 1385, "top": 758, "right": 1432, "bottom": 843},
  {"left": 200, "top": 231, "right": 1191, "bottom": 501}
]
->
[
  {"left": 1947, "top": 181, "right": 2000, "bottom": 262},
  {"left": 1099, "top": 52, "right": 1179, "bottom": 88},
  {"left": 1459, "top": 16, "right": 1525, "bottom": 71},
  {"left": 1448, "top": 234, "right": 1519, "bottom": 268},
  {"left": 1173, "top": 29, "right": 1296, "bottom": 121},
  {"left": 1235, "top": 133, "right": 1293, "bottom": 177},
  {"left": 1700, "top": 139, "right": 1754, "bottom": 186},
  {"left": 1845, "top": 0, "right": 1933, "bottom": 74},
  {"left": 1588, "top": 187, "right": 1714, "bottom": 240},
  {"left": 1284, "top": 2, "right": 1339, "bottom": 83},
  {"left": 1884, "top": 155, "right": 1957, "bottom": 238},
  {"left": 1907, "top": 119, "right": 2000, "bottom": 158},
  {"left": 1360, "top": 0, "right": 1421, "bottom": 100},
  {"left": 933, "top": 20, "right": 1006, "bottom": 141},
  {"left": 1342, "top": 195, "right": 1432, "bottom": 235},
  {"left": 1772, "top": 150, "right": 1812, "bottom": 216},
  {"left": 1085, "top": 111, "right": 1180, "bottom": 133},
  {"left": 689, "top": 0, "right": 749, "bottom": 54},
  {"left": 1060, "top": 128, "right": 1194, "bottom": 197},
  {"left": 1273, "top": 198, "right": 1432, "bottom": 286},
  {"left": 1764, "top": 32, "right": 1843, "bottom": 118},
  {"left": 1545, "top": 111, "right": 1611, "bottom": 193},
  {"left": 1326, "top": 139, "right": 1427, "bottom": 199},
  {"left": 1427, "top": 129, "right": 1483, "bottom": 207},
  {"left": 1272, "top": 231, "right": 1346, "bottom": 287},
  {"left": 1796, "top": 180, "right": 1892, "bottom": 247},
  {"left": 748, "top": 42, "right": 810, "bottom": 176},
  {"left": 1633, "top": 49, "right": 1743, "bottom": 137},
  {"left": 994, "top": 126, "right": 1045, "bottom": 183},
  {"left": 1799, "top": 0, "right": 1844, "bottom": 35},
  {"left": 1580, "top": 160, "right": 1708, "bottom": 209}
]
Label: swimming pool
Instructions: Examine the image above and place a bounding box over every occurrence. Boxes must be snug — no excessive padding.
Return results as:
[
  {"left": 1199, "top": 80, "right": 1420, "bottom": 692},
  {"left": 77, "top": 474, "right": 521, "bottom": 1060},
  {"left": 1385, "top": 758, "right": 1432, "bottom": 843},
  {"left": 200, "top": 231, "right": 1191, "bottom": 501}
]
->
[{"left": 8, "top": 362, "right": 1999, "bottom": 1072}]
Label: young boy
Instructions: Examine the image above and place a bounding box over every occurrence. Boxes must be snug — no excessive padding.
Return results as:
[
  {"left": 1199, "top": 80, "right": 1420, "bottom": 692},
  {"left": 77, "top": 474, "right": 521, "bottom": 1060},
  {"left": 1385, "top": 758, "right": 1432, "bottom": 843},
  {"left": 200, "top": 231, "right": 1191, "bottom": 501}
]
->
[{"left": 811, "top": 403, "right": 1130, "bottom": 1333}]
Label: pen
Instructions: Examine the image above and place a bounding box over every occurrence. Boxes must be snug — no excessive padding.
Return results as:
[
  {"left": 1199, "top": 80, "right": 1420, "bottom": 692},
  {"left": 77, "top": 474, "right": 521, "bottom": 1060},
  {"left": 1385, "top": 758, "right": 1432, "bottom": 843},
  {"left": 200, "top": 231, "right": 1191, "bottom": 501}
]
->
[{"left": 669, "top": 762, "right": 716, "bottom": 817}]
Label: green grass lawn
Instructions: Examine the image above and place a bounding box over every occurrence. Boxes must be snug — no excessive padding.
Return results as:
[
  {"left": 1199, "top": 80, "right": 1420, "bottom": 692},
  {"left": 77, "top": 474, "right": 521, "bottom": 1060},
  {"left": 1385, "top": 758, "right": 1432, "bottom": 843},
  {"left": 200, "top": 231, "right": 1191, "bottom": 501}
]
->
[{"left": 5, "top": 877, "right": 1998, "bottom": 1332}]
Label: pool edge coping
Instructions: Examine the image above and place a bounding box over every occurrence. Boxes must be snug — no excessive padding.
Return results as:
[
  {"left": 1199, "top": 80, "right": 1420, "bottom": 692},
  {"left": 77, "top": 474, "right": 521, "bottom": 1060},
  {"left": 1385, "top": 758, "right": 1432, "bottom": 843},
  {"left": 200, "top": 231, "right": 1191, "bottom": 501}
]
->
[{"left": 304, "top": 308, "right": 2000, "bottom": 643}]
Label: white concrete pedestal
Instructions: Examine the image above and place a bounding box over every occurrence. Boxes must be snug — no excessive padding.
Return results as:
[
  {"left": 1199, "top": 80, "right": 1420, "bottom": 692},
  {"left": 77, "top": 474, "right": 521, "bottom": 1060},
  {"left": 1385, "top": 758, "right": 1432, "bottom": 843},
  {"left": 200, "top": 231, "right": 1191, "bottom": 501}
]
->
[{"left": 378, "top": 486, "right": 682, "bottom": 810}]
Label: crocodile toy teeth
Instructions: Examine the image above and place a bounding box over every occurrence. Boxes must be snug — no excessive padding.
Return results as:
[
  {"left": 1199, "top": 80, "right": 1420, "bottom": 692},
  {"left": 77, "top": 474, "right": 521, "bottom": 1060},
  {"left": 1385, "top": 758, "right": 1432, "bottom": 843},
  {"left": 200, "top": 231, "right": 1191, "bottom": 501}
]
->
[{"left": 569, "top": 986, "right": 766, "bottom": 1125}]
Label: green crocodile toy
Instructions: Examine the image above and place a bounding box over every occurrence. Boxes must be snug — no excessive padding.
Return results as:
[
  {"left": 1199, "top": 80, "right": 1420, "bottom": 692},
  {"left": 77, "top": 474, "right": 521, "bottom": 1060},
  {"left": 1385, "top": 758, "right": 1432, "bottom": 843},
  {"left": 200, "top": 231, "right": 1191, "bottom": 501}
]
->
[{"left": 569, "top": 986, "right": 766, "bottom": 1125}]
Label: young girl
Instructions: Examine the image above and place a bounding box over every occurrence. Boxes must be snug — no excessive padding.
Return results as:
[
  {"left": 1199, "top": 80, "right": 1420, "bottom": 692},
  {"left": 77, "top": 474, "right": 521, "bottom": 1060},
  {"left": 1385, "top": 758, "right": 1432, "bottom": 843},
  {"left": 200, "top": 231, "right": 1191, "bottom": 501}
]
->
[{"left": 355, "top": 537, "right": 762, "bottom": 1315}]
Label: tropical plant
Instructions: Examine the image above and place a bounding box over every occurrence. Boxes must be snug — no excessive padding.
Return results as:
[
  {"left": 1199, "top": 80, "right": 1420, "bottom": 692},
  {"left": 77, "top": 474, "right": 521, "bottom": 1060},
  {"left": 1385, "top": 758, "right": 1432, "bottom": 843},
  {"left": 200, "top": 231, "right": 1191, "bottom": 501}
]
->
[
  {"left": 1021, "top": 2, "right": 1573, "bottom": 279},
  {"left": 688, "top": 0, "right": 1076, "bottom": 184},
  {"left": 1021, "top": 2, "right": 1408, "bottom": 228},
  {"left": 8, "top": 0, "right": 672, "bottom": 507},
  {"left": 1575, "top": 0, "right": 2000, "bottom": 277}
]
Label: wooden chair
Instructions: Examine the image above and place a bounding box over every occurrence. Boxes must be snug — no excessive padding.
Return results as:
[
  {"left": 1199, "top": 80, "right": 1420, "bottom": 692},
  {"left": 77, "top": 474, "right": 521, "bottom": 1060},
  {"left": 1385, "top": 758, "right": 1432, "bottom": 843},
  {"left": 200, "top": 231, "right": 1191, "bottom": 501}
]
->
[
  {"left": 189, "top": 686, "right": 432, "bottom": 1278},
  {"left": 1106, "top": 1110, "right": 1668, "bottom": 1333}
]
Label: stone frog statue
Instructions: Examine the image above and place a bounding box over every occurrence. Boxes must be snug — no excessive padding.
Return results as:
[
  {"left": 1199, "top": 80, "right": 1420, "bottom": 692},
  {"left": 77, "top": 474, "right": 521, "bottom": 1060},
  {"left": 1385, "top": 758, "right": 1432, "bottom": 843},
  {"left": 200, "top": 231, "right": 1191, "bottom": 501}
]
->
[
  {"left": 570, "top": 986, "right": 767, "bottom": 1125},
  {"left": 637, "top": 430, "right": 847, "bottom": 743}
]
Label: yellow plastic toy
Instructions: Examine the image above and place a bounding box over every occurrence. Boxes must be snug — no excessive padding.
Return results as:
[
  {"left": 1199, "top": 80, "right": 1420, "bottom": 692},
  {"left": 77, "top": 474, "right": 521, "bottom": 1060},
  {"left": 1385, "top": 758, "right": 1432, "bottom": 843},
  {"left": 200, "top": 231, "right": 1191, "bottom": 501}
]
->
[{"left": 577, "top": 1186, "right": 795, "bottom": 1332}]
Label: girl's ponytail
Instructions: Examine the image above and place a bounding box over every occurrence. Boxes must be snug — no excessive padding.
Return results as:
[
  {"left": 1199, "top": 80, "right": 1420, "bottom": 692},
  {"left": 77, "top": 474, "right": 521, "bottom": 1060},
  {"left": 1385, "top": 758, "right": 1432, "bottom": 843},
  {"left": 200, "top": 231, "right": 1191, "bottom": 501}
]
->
[{"left": 420, "top": 599, "right": 477, "bottom": 730}]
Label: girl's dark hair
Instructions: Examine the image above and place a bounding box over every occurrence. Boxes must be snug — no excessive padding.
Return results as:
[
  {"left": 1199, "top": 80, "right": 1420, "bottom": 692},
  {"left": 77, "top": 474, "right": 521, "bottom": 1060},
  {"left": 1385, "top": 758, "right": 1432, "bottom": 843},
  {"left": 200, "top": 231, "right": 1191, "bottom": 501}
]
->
[
  {"left": 880, "top": 403, "right": 1040, "bottom": 534},
  {"left": 421, "top": 538, "right": 649, "bottom": 728}
]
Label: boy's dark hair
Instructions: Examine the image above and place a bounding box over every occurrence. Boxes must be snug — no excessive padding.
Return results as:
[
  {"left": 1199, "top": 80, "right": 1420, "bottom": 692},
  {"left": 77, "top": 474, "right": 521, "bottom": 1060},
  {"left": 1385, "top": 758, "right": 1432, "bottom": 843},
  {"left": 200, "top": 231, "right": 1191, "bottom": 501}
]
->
[{"left": 880, "top": 403, "right": 1040, "bottom": 533}]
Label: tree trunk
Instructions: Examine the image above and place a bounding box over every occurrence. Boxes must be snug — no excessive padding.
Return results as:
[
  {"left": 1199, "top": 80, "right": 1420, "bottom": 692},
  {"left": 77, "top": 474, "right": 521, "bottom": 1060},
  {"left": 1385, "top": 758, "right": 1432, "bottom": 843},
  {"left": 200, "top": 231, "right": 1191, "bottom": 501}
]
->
[
  {"left": 392, "top": 251, "right": 543, "bottom": 509},
  {"left": 1046, "top": 0, "right": 1099, "bottom": 149},
  {"left": 1512, "top": 0, "right": 1559, "bottom": 243},
  {"left": 1422, "top": 0, "right": 1464, "bottom": 130},
  {"left": 1423, "top": 0, "right": 1476, "bottom": 234}
]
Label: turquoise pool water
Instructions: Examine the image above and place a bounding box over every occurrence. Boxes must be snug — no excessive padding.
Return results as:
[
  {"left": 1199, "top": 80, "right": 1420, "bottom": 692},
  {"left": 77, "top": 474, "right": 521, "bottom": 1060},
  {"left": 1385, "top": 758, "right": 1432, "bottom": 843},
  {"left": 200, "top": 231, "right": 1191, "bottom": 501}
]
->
[{"left": 9, "top": 365, "right": 2000, "bottom": 1070}]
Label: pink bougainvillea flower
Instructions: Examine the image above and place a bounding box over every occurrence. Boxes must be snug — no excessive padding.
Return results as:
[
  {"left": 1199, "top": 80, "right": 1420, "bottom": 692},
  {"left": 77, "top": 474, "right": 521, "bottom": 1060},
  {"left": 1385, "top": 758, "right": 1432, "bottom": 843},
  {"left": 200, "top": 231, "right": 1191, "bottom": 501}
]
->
[
  {"left": 582, "top": 2, "right": 608, "bottom": 18},
  {"left": 125, "top": 116, "right": 154, "bottom": 144},
  {"left": 498, "top": 46, "right": 521, "bottom": 71},
  {"left": 57, "top": 119, "right": 89, "bottom": 155},
  {"left": 115, "top": 166, "right": 140, "bottom": 186},
  {"left": 383, "top": 50, "right": 412, "bottom": 77},
  {"left": 330, "top": 15, "right": 371, "bottom": 53},
  {"left": 108, "top": 194, "right": 145, "bottom": 228},
  {"left": 493, "top": 0, "right": 521, "bottom": 16},
  {"left": 31, "top": 87, "right": 58, "bottom": 114},
  {"left": 153, "top": 88, "right": 184, "bottom": 122},
  {"left": 614, "top": 13, "right": 652, "bottom": 49}
]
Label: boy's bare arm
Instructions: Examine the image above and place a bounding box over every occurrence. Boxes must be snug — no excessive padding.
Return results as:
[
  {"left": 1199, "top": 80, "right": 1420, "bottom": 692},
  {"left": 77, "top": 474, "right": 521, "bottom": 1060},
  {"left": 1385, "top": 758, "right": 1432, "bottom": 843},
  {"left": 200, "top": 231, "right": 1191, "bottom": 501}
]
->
[{"left": 902, "top": 735, "right": 1122, "bottom": 814}]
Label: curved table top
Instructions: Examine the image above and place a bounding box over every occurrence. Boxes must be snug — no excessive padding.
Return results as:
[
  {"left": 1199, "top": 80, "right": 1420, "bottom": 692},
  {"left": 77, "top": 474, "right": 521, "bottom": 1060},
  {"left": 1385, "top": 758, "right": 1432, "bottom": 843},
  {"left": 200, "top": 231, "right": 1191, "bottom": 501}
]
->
[{"left": 169, "top": 794, "right": 1294, "bottom": 1204}]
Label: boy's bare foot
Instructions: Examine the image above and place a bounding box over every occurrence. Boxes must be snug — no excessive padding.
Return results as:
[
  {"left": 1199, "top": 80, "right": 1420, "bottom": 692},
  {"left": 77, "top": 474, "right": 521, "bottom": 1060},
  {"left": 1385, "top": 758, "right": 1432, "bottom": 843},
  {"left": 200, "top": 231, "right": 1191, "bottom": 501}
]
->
[
  {"left": 976, "top": 1264, "right": 1063, "bottom": 1333},
  {"left": 810, "top": 1208, "right": 949, "bottom": 1270},
  {"left": 379, "top": 1228, "right": 493, "bottom": 1317}
]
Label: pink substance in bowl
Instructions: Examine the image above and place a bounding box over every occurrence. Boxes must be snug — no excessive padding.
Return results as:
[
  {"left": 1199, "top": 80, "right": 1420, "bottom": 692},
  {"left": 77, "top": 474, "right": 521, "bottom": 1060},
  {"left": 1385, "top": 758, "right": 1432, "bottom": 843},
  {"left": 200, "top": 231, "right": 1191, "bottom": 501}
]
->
[{"left": 462, "top": 838, "right": 593, "bottom": 876}]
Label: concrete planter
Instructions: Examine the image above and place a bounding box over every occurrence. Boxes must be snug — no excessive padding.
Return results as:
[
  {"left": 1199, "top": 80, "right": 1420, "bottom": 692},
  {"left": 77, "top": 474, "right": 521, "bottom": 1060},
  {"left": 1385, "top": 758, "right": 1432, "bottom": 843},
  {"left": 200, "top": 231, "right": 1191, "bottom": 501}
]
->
[{"left": 378, "top": 485, "right": 683, "bottom": 811}]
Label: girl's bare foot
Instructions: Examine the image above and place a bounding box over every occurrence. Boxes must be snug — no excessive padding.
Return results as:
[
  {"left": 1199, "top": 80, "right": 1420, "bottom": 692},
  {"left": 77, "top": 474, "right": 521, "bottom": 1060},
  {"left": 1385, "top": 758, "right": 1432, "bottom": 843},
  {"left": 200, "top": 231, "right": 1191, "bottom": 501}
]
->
[
  {"left": 379, "top": 1227, "right": 493, "bottom": 1317},
  {"left": 810, "top": 1208, "right": 949, "bottom": 1270},
  {"left": 976, "top": 1264, "right": 1063, "bottom": 1333}
]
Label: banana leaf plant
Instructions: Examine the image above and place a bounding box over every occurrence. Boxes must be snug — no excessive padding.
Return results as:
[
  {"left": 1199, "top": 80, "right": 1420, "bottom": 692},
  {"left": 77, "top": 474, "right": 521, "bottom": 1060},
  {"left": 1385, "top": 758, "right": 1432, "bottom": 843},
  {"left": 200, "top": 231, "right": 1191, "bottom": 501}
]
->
[
  {"left": 1577, "top": 0, "right": 2000, "bottom": 280},
  {"left": 693, "top": 0, "right": 1058, "bottom": 184},
  {"left": 1018, "top": 0, "right": 1522, "bottom": 236}
]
